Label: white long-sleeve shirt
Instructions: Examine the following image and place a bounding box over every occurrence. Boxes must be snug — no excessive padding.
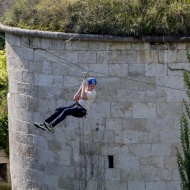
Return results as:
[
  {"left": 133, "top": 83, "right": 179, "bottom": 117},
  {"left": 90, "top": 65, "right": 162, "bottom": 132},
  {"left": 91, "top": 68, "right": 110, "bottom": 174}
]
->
[{"left": 78, "top": 89, "right": 96, "bottom": 111}]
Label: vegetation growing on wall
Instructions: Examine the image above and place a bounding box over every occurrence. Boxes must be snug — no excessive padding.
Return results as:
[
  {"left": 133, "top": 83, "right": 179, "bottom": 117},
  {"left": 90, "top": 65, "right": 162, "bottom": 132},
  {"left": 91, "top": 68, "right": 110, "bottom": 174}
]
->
[
  {"left": 175, "top": 52, "right": 190, "bottom": 190},
  {"left": 2, "top": 0, "right": 190, "bottom": 36},
  {"left": 0, "top": 50, "right": 8, "bottom": 156}
]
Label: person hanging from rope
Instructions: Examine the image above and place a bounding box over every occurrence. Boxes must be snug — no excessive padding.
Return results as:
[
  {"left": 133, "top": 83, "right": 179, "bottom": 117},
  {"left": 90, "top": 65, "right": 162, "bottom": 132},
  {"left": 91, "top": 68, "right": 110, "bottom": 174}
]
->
[{"left": 34, "top": 76, "right": 97, "bottom": 131}]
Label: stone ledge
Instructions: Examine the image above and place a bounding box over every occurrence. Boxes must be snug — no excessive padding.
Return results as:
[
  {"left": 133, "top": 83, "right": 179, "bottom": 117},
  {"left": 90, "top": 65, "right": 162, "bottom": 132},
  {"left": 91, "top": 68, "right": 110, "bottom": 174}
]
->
[{"left": 0, "top": 22, "right": 189, "bottom": 43}]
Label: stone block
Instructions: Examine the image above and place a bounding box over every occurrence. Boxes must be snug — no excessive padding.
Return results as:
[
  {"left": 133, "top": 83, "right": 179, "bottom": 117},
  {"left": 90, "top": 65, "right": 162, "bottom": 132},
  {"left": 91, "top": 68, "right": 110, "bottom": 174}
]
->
[
  {"left": 144, "top": 90, "right": 167, "bottom": 103},
  {"left": 46, "top": 163, "right": 75, "bottom": 177},
  {"left": 159, "top": 50, "right": 180, "bottom": 63},
  {"left": 133, "top": 103, "right": 156, "bottom": 118},
  {"left": 78, "top": 50, "right": 97, "bottom": 64},
  {"left": 92, "top": 129, "right": 114, "bottom": 143},
  {"left": 89, "top": 101, "right": 111, "bottom": 118},
  {"left": 168, "top": 63, "right": 190, "bottom": 76},
  {"left": 108, "top": 63, "right": 128, "bottom": 76},
  {"left": 97, "top": 50, "right": 118, "bottom": 64},
  {"left": 50, "top": 39, "right": 65, "bottom": 50},
  {"left": 123, "top": 118, "right": 147, "bottom": 131},
  {"left": 98, "top": 77, "right": 121, "bottom": 91},
  {"left": 152, "top": 144, "right": 171, "bottom": 156},
  {"left": 166, "top": 181, "right": 180, "bottom": 190},
  {"left": 14, "top": 70, "right": 23, "bottom": 82},
  {"left": 105, "top": 168, "right": 121, "bottom": 181},
  {"left": 129, "top": 144, "right": 152, "bottom": 157},
  {"left": 89, "top": 63, "right": 109, "bottom": 76},
  {"left": 132, "top": 43, "right": 150, "bottom": 50},
  {"left": 165, "top": 156, "right": 178, "bottom": 169},
  {"left": 128, "top": 64, "right": 145, "bottom": 76},
  {"left": 145, "top": 63, "right": 167, "bottom": 76},
  {"left": 165, "top": 89, "right": 187, "bottom": 102},
  {"left": 41, "top": 38, "right": 50, "bottom": 49},
  {"left": 120, "top": 76, "right": 156, "bottom": 90},
  {"left": 122, "top": 130, "right": 139, "bottom": 143},
  {"left": 106, "top": 42, "right": 131, "bottom": 50},
  {"left": 137, "top": 50, "right": 158, "bottom": 63},
  {"left": 104, "top": 181, "right": 128, "bottom": 190},
  {"left": 17, "top": 109, "right": 34, "bottom": 122},
  {"left": 101, "top": 143, "right": 130, "bottom": 155},
  {"left": 117, "top": 90, "right": 144, "bottom": 103},
  {"left": 38, "top": 99, "right": 49, "bottom": 114},
  {"left": 35, "top": 73, "right": 54, "bottom": 86},
  {"left": 41, "top": 61, "right": 53, "bottom": 75},
  {"left": 146, "top": 181, "right": 166, "bottom": 190},
  {"left": 22, "top": 71, "right": 34, "bottom": 84},
  {"left": 180, "top": 49, "right": 189, "bottom": 63},
  {"left": 128, "top": 181, "right": 145, "bottom": 190},
  {"left": 160, "top": 129, "right": 180, "bottom": 143},
  {"left": 140, "top": 156, "right": 164, "bottom": 169},
  {"left": 173, "top": 169, "right": 180, "bottom": 181},
  {"left": 46, "top": 50, "right": 60, "bottom": 63},
  {"left": 121, "top": 168, "right": 140, "bottom": 181},
  {"left": 118, "top": 50, "right": 137, "bottom": 63},
  {"left": 106, "top": 118, "right": 123, "bottom": 131},
  {"left": 156, "top": 76, "right": 184, "bottom": 90},
  {"left": 88, "top": 41, "right": 106, "bottom": 50},
  {"left": 111, "top": 102, "right": 133, "bottom": 118},
  {"left": 115, "top": 155, "right": 140, "bottom": 170},
  {"left": 157, "top": 102, "right": 183, "bottom": 118},
  {"left": 66, "top": 41, "right": 89, "bottom": 51},
  {"left": 139, "top": 131, "right": 160, "bottom": 143},
  {"left": 59, "top": 50, "right": 78, "bottom": 64},
  {"left": 58, "top": 177, "right": 75, "bottom": 189}
]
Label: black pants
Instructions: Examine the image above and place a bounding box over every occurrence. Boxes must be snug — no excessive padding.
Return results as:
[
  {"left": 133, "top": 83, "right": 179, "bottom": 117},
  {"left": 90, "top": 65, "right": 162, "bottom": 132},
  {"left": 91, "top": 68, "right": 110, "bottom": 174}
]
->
[{"left": 45, "top": 102, "right": 86, "bottom": 127}]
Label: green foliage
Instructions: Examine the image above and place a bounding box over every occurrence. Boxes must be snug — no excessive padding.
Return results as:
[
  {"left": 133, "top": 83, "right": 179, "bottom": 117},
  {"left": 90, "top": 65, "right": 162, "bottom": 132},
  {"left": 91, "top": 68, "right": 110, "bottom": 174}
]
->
[
  {"left": 0, "top": 114, "right": 8, "bottom": 155},
  {"left": 2, "top": 0, "right": 190, "bottom": 36},
  {"left": 0, "top": 31, "right": 5, "bottom": 50},
  {"left": 176, "top": 71, "right": 190, "bottom": 190},
  {"left": 0, "top": 49, "right": 8, "bottom": 156}
]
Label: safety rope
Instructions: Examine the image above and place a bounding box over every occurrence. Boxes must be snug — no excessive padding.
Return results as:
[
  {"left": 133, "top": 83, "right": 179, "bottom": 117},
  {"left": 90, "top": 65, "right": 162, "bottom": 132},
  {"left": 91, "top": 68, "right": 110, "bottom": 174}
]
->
[{"left": 0, "top": 34, "right": 187, "bottom": 92}]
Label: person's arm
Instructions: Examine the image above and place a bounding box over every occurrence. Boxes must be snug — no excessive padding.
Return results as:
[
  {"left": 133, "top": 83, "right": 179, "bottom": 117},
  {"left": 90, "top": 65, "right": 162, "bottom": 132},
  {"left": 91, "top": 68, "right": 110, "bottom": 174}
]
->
[
  {"left": 80, "top": 80, "right": 88, "bottom": 100},
  {"left": 73, "top": 85, "right": 82, "bottom": 101}
]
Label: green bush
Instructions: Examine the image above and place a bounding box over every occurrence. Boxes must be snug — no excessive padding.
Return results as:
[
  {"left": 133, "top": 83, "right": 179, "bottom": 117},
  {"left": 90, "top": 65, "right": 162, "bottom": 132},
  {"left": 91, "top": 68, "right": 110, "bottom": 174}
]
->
[
  {"left": 2, "top": 0, "right": 190, "bottom": 36},
  {"left": 0, "top": 50, "right": 8, "bottom": 156}
]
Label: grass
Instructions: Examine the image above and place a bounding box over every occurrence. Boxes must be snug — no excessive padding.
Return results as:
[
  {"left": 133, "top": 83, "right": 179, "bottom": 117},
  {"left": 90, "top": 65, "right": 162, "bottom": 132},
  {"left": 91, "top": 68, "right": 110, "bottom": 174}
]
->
[{"left": 2, "top": 0, "right": 190, "bottom": 36}]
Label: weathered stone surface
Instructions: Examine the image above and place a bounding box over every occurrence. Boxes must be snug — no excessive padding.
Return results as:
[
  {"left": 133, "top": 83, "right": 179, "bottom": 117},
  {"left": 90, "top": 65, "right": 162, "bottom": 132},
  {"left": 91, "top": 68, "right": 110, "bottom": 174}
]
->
[{"left": 4, "top": 31, "right": 186, "bottom": 190}]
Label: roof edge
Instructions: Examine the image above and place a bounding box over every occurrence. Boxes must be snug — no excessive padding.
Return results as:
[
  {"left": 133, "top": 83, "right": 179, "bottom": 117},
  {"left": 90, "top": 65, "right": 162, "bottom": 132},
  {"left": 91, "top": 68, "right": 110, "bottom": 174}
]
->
[{"left": 0, "top": 22, "right": 189, "bottom": 43}]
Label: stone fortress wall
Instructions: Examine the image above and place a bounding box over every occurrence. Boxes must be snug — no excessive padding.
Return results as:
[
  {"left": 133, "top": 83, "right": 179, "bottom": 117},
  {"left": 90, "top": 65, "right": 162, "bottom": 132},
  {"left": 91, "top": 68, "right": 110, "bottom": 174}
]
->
[{"left": 0, "top": 23, "right": 189, "bottom": 190}]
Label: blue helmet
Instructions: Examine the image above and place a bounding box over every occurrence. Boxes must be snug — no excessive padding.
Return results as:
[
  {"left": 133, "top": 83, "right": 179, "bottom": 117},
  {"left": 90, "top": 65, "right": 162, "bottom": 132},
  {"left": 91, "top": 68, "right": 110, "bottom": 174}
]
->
[{"left": 88, "top": 78, "right": 97, "bottom": 85}]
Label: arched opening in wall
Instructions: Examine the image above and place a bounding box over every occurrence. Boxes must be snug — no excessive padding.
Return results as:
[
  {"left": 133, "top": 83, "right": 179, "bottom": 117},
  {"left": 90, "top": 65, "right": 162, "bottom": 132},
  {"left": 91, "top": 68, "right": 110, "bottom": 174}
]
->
[{"left": 0, "top": 164, "right": 7, "bottom": 182}]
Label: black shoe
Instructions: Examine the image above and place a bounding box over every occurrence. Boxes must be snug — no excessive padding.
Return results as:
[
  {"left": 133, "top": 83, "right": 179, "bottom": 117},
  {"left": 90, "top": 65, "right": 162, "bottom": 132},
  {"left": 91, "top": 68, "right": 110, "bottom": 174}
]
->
[{"left": 34, "top": 122, "right": 46, "bottom": 130}]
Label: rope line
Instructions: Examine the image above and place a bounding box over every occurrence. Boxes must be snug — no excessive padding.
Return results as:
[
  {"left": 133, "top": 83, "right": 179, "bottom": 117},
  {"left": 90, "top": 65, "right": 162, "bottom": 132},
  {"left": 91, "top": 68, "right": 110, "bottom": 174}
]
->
[
  {"left": 0, "top": 35, "right": 188, "bottom": 92},
  {"left": 0, "top": 35, "right": 84, "bottom": 74}
]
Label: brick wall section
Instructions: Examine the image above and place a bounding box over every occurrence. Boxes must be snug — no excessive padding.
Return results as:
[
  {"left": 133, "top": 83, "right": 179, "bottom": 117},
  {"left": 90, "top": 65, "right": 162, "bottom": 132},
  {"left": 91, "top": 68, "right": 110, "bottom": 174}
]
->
[{"left": 4, "top": 30, "right": 189, "bottom": 190}]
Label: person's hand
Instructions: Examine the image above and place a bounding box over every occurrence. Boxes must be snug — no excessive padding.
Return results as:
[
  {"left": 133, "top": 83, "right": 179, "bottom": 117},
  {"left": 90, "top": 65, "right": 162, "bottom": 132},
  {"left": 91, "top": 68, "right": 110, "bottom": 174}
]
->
[{"left": 82, "top": 80, "right": 87, "bottom": 87}]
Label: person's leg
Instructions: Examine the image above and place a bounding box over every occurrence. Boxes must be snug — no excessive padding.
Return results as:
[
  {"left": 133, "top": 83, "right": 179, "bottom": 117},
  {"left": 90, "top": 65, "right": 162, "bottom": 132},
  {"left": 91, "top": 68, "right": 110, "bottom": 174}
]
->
[
  {"left": 45, "top": 103, "right": 76, "bottom": 123},
  {"left": 51, "top": 105, "right": 86, "bottom": 127}
]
